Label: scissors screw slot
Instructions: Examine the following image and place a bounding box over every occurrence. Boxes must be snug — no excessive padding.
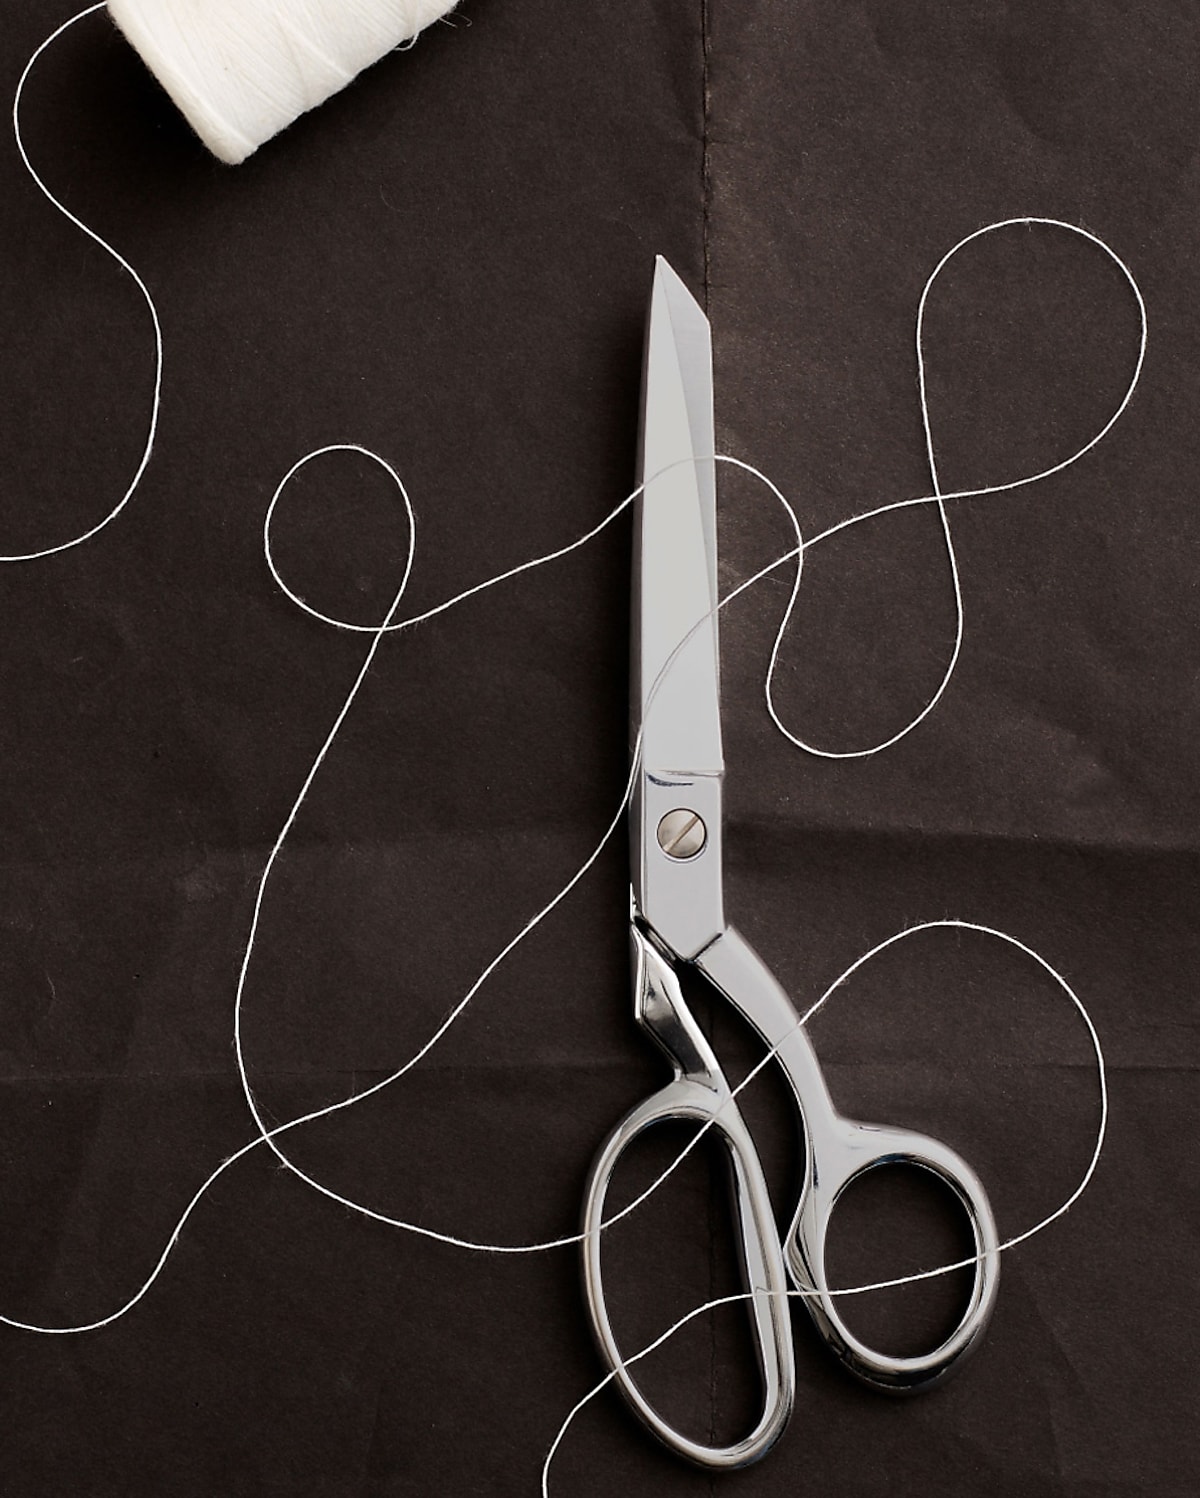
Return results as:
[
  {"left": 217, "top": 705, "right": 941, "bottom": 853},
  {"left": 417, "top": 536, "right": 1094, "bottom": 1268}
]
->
[{"left": 657, "top": 809, "right": 707, "bottom": 860}]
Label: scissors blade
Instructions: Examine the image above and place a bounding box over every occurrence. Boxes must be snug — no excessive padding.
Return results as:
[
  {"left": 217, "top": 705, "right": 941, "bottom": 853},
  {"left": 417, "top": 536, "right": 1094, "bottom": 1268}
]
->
[
  {"left": 632, "top": 258, "right": 725, "bottom": 958},
  {"left": 636, "top": 257, "right": 722, "bottom": 778}
]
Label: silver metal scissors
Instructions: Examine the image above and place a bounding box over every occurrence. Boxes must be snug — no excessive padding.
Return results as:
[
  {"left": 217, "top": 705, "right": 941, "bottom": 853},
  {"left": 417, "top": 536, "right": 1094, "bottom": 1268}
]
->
[{"left": 581, "top": 257, "right": 1001, "bottom": 1469}]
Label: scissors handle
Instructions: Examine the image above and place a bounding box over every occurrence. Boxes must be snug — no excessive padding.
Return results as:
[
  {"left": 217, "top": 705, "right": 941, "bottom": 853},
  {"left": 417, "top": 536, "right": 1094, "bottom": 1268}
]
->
[
  {"left": 698, "top": 928, "right": 1001, "bottom": 1393},
  {"left": 581, "top": 928, "right": 794, "bottom": 1469},
  {"left": 785, "top": 1118, "right": 999, "bottom": 1391}
]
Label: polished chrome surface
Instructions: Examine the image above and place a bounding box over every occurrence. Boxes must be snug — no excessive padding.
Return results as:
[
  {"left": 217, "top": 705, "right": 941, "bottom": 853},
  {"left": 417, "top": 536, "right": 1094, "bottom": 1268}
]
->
[
  {"left": 636, "top": 257, "right": 720, "bottom": 780},
  {"left": 697, "top": 926, "right": 1000, "bottom": 1393},
  {"left": 581, "top": 926, "right": 795, "bottom": 1469},
  {"left": 631, "top": 257, "right": 724, "bottom": 961},
  {"left": 583, "top": 257, "right": 1000, "bottom": 1470}
]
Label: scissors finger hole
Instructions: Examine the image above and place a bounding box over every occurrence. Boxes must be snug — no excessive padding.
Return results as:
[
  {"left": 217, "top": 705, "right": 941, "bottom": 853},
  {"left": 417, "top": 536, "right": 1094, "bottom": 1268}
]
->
[
  {"left": 598, "top": 1118, "right": 764, "bottom": 1449},
  {"left": 823, "top": 1161, "right": 978, "bottom": 1358}
]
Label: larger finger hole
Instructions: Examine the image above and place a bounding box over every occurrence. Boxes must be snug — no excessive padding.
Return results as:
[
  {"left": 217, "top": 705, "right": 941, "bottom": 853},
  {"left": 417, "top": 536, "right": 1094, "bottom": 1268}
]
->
[
  {"left": 823, "top": 1162, "right": 977, "bottom": 1358},
  {"left": 599, "top": 1119, "right": 763, "bottom": 1451}
]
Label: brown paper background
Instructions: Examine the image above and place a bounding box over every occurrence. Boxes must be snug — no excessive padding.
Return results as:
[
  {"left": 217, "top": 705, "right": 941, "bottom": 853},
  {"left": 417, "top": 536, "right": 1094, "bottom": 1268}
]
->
[{"left": 0, "top": 2, "right": 1196, "bottom": 1492}]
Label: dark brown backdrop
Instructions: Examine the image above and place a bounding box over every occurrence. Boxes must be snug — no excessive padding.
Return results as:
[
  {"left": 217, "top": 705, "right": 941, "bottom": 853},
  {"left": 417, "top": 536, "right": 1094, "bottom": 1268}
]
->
[{"left": 0, "top": 2, "right": 1195, "bottom": 1493}]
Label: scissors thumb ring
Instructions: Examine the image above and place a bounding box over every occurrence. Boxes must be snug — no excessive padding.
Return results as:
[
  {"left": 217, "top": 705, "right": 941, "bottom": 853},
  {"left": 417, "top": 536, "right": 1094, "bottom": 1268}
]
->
[{"left": 785, "top": 1121, "right": 1001, "bottom": 1392}]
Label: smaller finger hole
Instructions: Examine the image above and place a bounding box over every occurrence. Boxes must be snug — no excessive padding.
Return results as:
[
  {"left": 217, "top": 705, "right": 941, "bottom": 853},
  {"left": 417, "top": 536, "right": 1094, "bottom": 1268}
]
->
[{"left": 823, "top": 1161, "right": 977, "bottom": 1358}]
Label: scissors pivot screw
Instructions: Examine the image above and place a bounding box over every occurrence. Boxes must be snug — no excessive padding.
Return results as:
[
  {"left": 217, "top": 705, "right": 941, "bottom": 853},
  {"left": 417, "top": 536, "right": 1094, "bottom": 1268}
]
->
[{"left": 657, "top": 809, "right": 707, "bottom": 860}]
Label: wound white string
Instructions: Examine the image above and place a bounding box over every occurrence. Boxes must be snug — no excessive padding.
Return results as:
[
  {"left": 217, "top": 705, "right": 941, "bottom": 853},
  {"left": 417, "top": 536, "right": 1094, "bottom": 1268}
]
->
[
  {"left": 6, "top": 14, "right": 1138, "bottom": 1470},
  {"left": 107, "top": 0, "right": 461, "bottom": 164}
]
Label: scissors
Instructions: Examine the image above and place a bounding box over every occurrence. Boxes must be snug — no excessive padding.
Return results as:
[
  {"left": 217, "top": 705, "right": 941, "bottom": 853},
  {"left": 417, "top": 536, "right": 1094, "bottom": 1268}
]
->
[{"left": 580, "top": 258, "right": 1001, "bottom": 1469}]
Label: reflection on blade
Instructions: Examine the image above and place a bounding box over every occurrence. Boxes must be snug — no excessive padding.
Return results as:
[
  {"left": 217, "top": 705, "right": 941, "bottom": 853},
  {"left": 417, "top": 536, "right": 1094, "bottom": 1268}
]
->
[{"left": 637, "top": 257, "right": 723, "bottom": 779}]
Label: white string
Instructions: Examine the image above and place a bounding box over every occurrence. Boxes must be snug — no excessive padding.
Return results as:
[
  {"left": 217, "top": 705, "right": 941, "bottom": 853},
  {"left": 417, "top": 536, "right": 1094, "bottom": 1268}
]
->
[
  {"left": 761, "top": 216, "right": 1148, "bottom": 759},
  {"left": 7, "top": 3, "right": 161, "bottom": 562},
  {"left": 5, "top": 8, "right": 1137, "bottom": 1437},
  {"left": 264, "top": 448, "right": 641, "bottom": 635}
]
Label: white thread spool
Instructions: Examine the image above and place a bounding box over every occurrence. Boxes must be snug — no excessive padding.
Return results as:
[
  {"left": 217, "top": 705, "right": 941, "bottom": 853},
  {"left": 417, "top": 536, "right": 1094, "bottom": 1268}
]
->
[{"left": 106, "top": 0, "right": 461, "bottom": 165}]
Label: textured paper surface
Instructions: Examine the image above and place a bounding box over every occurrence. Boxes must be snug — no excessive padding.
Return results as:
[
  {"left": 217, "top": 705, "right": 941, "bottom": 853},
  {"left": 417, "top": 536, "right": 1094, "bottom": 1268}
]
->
[{"left": 0, "top": 1, "right": 1196, "bottom": 1492}]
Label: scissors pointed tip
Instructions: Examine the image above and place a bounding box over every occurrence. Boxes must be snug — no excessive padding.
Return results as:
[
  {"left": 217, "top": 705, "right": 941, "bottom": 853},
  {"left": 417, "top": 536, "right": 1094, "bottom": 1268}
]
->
[
  {"left": 651, "top": 256, "right": 708, "bottom": 339},
  {"left": 644, "top": 260, "right": 713, "bottom": 471}
]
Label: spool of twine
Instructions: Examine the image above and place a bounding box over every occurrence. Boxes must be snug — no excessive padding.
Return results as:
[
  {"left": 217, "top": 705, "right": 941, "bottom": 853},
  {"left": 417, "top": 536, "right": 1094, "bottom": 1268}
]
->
[{"left": 106, "top": 0, "right": 461, "bottom": 164}]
